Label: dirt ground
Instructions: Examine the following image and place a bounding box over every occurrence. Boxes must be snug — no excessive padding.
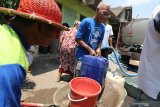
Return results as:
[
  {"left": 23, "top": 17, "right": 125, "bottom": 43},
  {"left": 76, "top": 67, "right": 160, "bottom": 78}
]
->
[
  {"left": 21, "top": 54, "right": 71, "bottom": 105},
  {"left": 21, "top": 53, "right": 135, "bottom": 107}
]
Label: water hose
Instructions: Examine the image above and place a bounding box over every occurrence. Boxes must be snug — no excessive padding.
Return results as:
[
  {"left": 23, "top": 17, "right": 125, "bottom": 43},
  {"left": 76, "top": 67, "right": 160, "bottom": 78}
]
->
[
  {"left": 111, "top": 49, "right": 138, "bottom": 77},
  {"left": 108, "top": 52, "right": 127, "bottom": 68}
]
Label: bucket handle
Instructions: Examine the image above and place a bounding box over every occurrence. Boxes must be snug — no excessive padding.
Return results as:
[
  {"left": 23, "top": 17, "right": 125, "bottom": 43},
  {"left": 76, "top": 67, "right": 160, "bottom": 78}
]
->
[{"left": 68, "top": 93, "right": 87, "bottom": 102}]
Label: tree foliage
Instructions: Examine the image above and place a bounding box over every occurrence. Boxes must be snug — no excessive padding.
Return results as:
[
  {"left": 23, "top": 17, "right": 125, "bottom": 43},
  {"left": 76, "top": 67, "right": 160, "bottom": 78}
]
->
[{"left": 0, "top": 0, "right": 20, "bottom": 24}]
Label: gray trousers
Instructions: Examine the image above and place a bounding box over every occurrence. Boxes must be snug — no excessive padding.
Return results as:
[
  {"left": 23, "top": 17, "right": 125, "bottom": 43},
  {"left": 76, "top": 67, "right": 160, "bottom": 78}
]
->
[
  {"left": 125, "top": 82, "right": 160, "bottom": 107},
  {"left": 125, "top": 82, "right": 160, "bottom": 101}
]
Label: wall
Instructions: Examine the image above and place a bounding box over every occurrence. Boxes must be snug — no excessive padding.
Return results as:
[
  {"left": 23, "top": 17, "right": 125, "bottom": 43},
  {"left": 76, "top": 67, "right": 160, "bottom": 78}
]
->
[
  {"left": 118, "top": 10, "right": 126, "bottom": 22},
  {"left": 49, "top": 0, "right": 96, "bottom": 54},
  {"left": 56, "top": 0, "right": 95, "bottom": 26},
  {"left": 62, "top": 5, "right": 77, "bottom": 27}
]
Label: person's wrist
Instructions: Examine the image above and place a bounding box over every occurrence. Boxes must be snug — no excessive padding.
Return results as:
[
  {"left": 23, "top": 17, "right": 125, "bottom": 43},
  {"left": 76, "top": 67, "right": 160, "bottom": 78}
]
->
[{"left": 110, "top": 45, "right": 113, "bottom": 48}]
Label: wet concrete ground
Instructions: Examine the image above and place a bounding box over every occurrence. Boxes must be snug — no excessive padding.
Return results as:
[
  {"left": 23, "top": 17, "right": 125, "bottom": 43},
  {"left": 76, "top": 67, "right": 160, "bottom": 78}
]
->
[{"left": 21, "top": 54, "right": 70, "bottom": 105}]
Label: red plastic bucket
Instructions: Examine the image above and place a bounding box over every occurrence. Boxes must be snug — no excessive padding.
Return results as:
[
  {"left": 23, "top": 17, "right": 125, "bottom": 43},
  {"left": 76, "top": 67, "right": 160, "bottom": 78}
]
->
[{"left": 68, "top": 77, "right": 101, "bottom": 107}]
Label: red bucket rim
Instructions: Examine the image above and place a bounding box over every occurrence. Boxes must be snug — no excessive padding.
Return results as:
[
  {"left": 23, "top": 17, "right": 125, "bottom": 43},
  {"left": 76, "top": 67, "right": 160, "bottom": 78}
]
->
[{"left": 69, "top": 77, "right": 102, "bottom": 97}]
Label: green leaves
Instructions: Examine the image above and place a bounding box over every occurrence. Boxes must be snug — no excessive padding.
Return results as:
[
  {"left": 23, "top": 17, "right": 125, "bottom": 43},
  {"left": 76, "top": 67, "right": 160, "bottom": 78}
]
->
[
  {"left": 0, "top": 0, "right": 20, "bottom": 9},
  {"left": 0, "top": 0, "right": 20, "bottom": 24}
]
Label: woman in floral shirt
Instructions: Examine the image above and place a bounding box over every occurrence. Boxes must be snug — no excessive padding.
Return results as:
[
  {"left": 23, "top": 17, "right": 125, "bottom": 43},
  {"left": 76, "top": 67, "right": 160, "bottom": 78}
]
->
[{"left": 58, "top": 21, "right": 80, "bottom": 81}]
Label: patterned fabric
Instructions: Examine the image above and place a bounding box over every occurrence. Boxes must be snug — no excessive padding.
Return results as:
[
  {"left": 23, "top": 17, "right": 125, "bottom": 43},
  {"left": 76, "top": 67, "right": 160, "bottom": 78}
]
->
[{"left": 59, "top": 28, "right": 77, "bottom": 73}]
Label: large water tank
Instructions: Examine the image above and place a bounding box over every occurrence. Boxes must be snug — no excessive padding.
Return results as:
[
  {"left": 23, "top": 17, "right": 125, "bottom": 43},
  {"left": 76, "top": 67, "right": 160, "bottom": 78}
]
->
[{"left": 122, "top": 18, "right": 149, "bottom": 46}]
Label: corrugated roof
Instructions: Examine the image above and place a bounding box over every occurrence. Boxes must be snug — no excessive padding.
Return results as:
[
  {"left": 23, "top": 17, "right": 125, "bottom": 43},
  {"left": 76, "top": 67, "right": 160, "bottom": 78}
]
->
[{"left": 111, "top": 6, "right": 125, "bottom": 17}]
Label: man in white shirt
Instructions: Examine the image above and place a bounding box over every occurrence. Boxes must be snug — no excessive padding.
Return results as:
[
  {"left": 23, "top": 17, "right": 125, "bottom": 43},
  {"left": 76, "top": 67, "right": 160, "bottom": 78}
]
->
[
  {"left": 137, "top": 5, "right": 160, "bottom": 101},
  {"left": 101, "top": 24, "right": 114, "bottom": 58}
]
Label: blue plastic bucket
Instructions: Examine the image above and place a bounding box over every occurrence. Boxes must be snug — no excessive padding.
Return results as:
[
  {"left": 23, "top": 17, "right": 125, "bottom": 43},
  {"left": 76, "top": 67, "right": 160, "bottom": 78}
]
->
[{"left": 80, "top": 55, "right": 108, "bottom": 86}]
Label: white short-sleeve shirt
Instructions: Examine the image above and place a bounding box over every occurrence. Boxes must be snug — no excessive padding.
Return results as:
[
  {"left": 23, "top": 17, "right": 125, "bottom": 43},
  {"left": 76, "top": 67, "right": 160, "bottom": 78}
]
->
[{"left": 101, "top": 24, "right": 113, "bottom": 48}]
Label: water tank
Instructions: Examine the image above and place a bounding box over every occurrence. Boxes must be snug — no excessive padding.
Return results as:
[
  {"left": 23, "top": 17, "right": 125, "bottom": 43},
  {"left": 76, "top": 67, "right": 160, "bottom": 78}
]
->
[{"left": 122, "top": 18, "right": 149, "bottom": 46}]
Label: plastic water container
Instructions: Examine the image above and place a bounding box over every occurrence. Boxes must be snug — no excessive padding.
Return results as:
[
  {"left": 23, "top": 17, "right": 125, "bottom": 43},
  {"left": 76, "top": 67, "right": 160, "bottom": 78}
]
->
[
  {"left": 69, "top": 77, "right": 101, "bottom": 107},
  {"left": 80, "top": 55, "right": 108, "bottom": 86}
]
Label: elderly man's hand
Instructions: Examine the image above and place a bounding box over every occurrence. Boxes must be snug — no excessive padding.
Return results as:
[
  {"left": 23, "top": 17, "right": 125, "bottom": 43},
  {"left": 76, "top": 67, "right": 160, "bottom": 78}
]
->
[
  {"left": 96, "top": 48, "right": 101, "bottom": 56},
  {"left": 89, "top": 49, "right": 96, "bottom": 56}
]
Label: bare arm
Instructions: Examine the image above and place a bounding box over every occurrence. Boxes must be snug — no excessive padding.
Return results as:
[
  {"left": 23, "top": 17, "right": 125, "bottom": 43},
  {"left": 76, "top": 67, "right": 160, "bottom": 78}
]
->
[
  {"left": 109, "top": 36, "right": 113, "bottom": 48},
  {"left": 76, "top": 38, "right": 96, "bottom": 56},
  {"left": 96, "top": 42, "right": 102, "bottom": 56}
]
